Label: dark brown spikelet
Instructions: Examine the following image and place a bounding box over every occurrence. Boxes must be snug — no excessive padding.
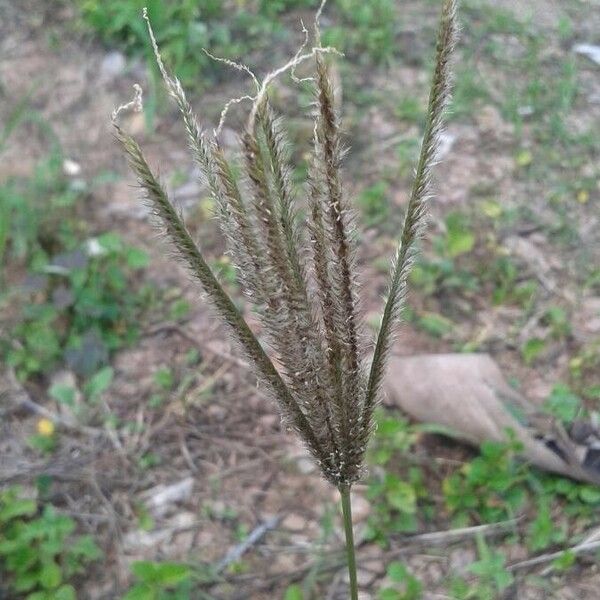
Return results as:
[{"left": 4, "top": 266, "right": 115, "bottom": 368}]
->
[{"left": 312, "top": 54, "right": 366, "bottom": 482}]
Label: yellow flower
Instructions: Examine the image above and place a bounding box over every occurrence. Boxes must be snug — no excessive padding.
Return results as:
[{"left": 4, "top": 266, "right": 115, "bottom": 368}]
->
[{"left": 37, "top": 419, "right": 55, "bottom": 437}]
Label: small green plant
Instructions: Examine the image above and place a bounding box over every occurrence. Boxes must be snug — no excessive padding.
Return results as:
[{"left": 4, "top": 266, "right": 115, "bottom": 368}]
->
[
  {"left": 27, "top": 418, "right": 59, "bottom": 455},
  {"left": 78, "top": 0, "right": 315, "bottom": 91},
  {"left": 0, "top": 154, "right": 81, "bottom": 272},
  {"left": 410, "top": 211, "right": 479, "bottom": 297},
  {"left": 526, "top": 496, "right": 566, "bottom": 552},
  {"left": 323, "top": 0, "right": 396, "bottom": 63},
  {"left": 460, "top": 534, "right": 513, "bottom": 600},
  {"left": 365, "top": 469, "right": 424, "bottom": 540},
  {"left": 0, "top": 487, "right": 102, "bottom": 600},
  {"left": 378, "top": 561, "right": 422, "bottom": 600},
  {"left": 283, "top": 584, "right": 304, "bottom": 600},
  {"left": 365, "top": 414, "right": 434, "bottom": 544},
  {"left": 78, "top": 0, "right": 229, "bottom": 87},
  {"left": 123, "top": 561, "right": 193, "bottom": 600},
  {"left": 443, "top": 433, "right": 527, "bottom": 525},
  {"left": 3, "top": 232, "right": 148, "bottom": 380},
  {"left": 357, "top": 181, "right": 390, "bottom": 227},
  {"left": 395, "top": 96, "right": 426, "bottom": 126},
  {"left": 542, "top": 383, "right": 582, "bottom": 424},
  {"left": 485, "top": 256, "right": 537, "bottom": 307}
]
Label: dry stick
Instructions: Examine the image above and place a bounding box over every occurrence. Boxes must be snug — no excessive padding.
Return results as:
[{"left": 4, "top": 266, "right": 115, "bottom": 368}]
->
[
  {"left": 507, "top": 525, "right": 600, "bottom": 575},
  {"left": 404, "top": 518, "right": 519, "bottom": 546},
  {"left": 223, "top": 518, "right": 517, "bottom": 592},
  {"left": 215, "top": 515, "right": 281, "bottom": 573},
  {"left": 509, "top": 539, "right": 600, "bottom": 572}
]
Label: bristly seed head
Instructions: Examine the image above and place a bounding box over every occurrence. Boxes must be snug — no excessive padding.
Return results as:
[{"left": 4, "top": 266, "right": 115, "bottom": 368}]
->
[{"left": 113, "top": 0, "right": 458, "bottom": 488}]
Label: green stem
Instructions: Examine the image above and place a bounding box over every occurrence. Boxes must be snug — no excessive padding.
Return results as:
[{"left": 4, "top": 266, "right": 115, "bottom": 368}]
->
[{"left": 339, "top": 485, "right": 359, "bottom": 600}]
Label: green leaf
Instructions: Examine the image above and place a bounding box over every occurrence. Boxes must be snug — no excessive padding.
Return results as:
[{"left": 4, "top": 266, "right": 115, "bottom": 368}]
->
[
  {"left": 153, "top": 366, "right": 174, "bottom": 390},
  {"left": 515, "top": 149, "right": 533, "bottom": 167},
  {"left": 84, "top": 366, "right": 114, "bottom": 401},
  {"left": 14, "top": 566, "right": 39, "bottom": 592},
  {"left": 543, "top": 384, "right": 581, "bottom": 424},
  {"left": 551, "top": 549, "right": 576, "bottom": 571},
  {"left": 0, "top": 497, "right": 37, "bottom": 522},
  {"left": 283, "top": 584, "right": 304, "bottom": 600},
  {"left": 126, "top": 247, "right": 149, "bottom": 269},
  {"left": 68, "top": 535, "right": 103, "bottom": 561},
  {"left": 39, "top": 561, "right": 62, "bottom": 589},
  {"left": 445, "top": 212, "right": 475, "bottom": 257},
  {"left": 122, "top": 584, "right": 156, "bottom": 600},
  {"left": 382, "top": 561, "right": 422, "bottom": 599},
  {"left": 26, "top": 592, "right": 50, "bottom": 600},
  {"left": 579, "top": 486, "right": 600, "bottom": 504},
  {"left": 96, "top": 232, "right": 123, "bottom": 253},
  {"left": 385, "top": 477, "right": 417, "bottom": 514},
  {"left": 418, "top": 312, "right": 453, "bottom": 338},
  {"left": 470, "top": 536, "right": 513, "bottom": 592},
  {"left": 131, "top": 560, "right": 191, "bottom": 586},
  {"left": 49, "top": 383, "right": 76, "bottom": 407},
  {"left": 54, "top": 585, "right": 76, "bottom": 600},
  {"left": 521, "top": 338, "right": 546, "bottom": 365},
  {"left": 527, "top": 498, "right": 554, "bottom": 551}
]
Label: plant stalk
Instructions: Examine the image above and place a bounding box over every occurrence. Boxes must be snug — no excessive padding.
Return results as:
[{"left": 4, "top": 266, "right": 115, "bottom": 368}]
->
[{"left": 339, "top": 485, "right": 359, "bottom": 600}]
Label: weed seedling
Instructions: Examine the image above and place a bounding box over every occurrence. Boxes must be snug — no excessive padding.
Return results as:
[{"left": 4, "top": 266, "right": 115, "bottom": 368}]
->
[{"left": 0, "top": 487, "right": 102, "bottom": 600}]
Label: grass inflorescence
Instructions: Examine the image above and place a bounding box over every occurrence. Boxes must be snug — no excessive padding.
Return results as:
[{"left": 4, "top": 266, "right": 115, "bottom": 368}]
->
[{"left": 113, "top": 1, "right": 458, "bottom": 595}]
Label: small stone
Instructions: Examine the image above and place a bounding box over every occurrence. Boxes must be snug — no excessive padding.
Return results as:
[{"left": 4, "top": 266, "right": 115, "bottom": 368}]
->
[
  {"left": 142, "top": 477, "right": 194, "bottom": 518},
  {"left": 362, "top": 544, "right": 386, "bottom": 575},
  {"left": 449, "top": 547, "right": 475, "bottom": 573},
  {"left": 101, "top": 51, "right": 126, "bottom": 79},
  {"left": 282, "top": 513, "right": 307, "bottom": 532},
  {"left": 206, "top": 403, "right": 226, "bottom": 421},
  {"left": 62, "top": 159, "right": 81, "bottom": 176},
  {"left": 573, "top": 43, "right": 600, "bottom": 66}
]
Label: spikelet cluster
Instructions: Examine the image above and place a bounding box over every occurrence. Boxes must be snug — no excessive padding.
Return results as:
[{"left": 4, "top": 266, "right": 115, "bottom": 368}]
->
[{"left": 113, "top": 0, "right": 458, "bottom": 487}]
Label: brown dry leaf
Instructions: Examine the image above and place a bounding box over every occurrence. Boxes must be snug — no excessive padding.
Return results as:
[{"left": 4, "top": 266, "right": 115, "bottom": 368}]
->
[{"left": 385, "top": 353, "right": 600, "bottom": 484}]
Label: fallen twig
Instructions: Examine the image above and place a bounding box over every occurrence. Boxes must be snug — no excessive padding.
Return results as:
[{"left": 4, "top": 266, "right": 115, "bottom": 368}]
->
[
  {"left": 399, "top": 519, "right": 520, "bottom": 547},
  {"left": 510, "top": 537, "right": 600, "bottom": 572},
  {"left": 215, "top": 515, "right": 281, "bottom": 573}
]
